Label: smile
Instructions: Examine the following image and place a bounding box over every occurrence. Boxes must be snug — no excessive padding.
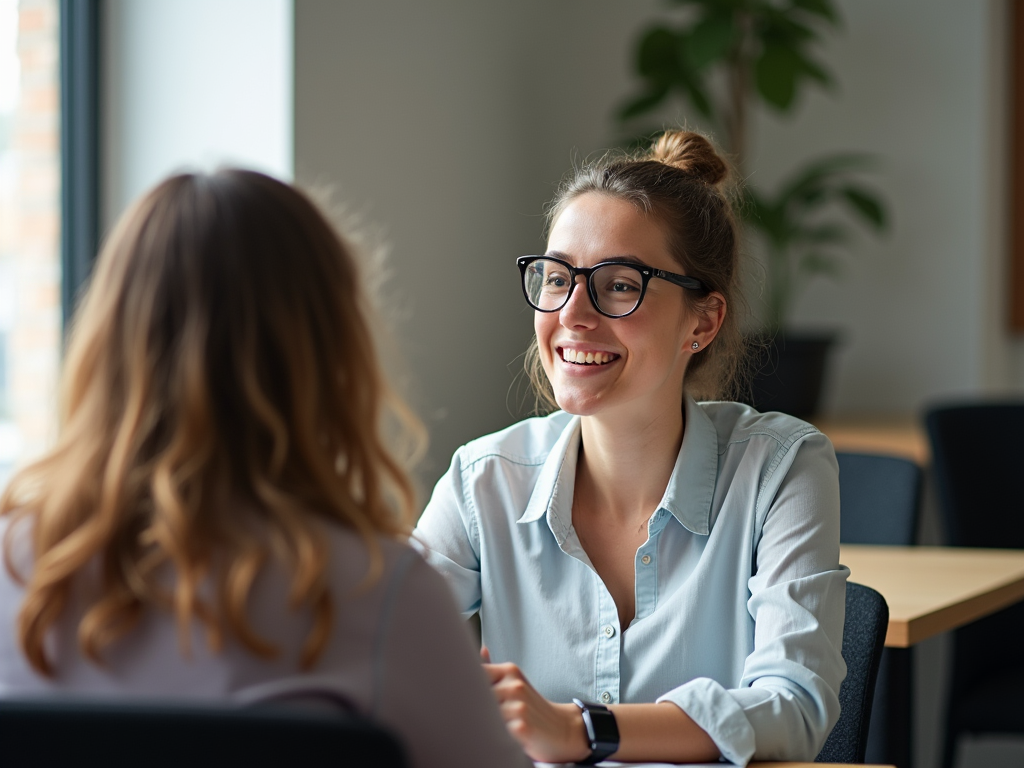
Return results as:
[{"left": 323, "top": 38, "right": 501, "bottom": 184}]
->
[{"left": 560, "top": 347, "right": 619, "bottom": 366}]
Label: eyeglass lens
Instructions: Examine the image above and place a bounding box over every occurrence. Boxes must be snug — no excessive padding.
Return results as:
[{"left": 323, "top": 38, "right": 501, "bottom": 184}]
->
[{"left": 523, "top": 258, "right": 644, "bottom": 317}]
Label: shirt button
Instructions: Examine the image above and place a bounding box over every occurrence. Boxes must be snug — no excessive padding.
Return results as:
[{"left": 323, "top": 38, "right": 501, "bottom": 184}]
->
[
  {"left": 602, "top": 625, "right": 615, "bottom": 638},
  {"left": 601, "top": 691, "right": 612, "bottom": 703},
  {"left": 641, "top": 554, "right": 652, "bottom": 565}
]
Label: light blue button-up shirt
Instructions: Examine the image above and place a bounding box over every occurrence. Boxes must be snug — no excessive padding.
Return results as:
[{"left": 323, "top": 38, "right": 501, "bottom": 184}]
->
[{"left": 414, "top": 398, "right": 848, "bottom": 764}]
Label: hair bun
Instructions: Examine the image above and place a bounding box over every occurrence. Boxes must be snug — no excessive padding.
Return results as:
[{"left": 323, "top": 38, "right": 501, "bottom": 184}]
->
[{"left": 650, "top": 131, "right": 729, "bottom": 187}]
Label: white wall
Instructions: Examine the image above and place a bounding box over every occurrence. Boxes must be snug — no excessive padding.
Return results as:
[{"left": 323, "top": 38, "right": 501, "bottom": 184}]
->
[{"left": 102, "top": 0, "right": 293, "bottom": 228}]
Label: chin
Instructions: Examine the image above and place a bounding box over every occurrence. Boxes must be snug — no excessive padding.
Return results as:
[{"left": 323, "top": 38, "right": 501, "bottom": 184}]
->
[{"left": 552, "top": 391, "right": 607, "bottom": 417}]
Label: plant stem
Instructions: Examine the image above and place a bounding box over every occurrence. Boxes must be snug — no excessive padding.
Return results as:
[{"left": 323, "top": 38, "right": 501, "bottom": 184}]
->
[{"left": 726, "top": 11, "right": 752, "bottom": 176}]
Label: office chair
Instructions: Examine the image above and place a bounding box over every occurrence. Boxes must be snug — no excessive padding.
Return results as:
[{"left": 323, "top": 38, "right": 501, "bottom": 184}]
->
[
  {"left": 835, "top": 451, "right": 922, "bottom": 766},
  {"left": 816, "top": 582, "right": 890, "bottom": 763},
  {"left": 0, "top": 699, "right": 409, "bottom": 768},
  {"left": 925, "top": 401, "right": 1024, "bottom": 768}
]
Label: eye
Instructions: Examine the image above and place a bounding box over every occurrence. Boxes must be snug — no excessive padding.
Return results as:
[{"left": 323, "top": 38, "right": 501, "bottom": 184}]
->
[
  {"left": 545, "top": 273, "right": 569, "bottom": 288},
  {"left": 597, "top": 266, "right": 642, "bottom": 294}
]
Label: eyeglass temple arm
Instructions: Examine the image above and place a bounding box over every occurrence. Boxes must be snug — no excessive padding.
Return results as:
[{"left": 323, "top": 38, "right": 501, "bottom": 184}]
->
[{"left": 653, "top": 269, "right": 709, "bottom": 294}]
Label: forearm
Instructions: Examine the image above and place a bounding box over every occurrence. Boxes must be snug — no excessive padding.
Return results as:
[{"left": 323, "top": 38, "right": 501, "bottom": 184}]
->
[
  {"left": 552, "top": 701, "right": 720, "bottom": 764},
  {"left": 608, "top": 702, "right": 720, "bottom": 763}
]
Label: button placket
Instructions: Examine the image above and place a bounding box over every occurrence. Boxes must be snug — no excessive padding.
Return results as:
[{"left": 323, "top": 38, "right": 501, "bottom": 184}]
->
[
  {"left": 634, "top": 523, "right": 661, "bottom": 621},
  {"left": 593, "top": 579, "right": 620, "bottom": 705}
]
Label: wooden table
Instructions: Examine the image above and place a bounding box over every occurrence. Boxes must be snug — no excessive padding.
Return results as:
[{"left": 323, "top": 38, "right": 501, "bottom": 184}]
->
[
  {"left": 813, "top": 416, "right": 929, "bottom": 465},
  {"left": 840, "top": 544, "right": 1024, "bottom": 646},
  {"left": 839, "top": 544, "right": 1024, "bottom": 768}
]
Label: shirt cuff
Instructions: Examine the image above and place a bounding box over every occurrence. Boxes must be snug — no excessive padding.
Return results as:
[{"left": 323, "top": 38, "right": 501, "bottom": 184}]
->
[{"left": 657, "top": 677, "right": 756, "bottom": 765}]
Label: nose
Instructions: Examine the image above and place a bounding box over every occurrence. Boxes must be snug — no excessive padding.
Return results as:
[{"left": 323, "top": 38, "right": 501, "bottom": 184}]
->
[{"left": 559, "top": 276, "right": 600, "bottom": 329}]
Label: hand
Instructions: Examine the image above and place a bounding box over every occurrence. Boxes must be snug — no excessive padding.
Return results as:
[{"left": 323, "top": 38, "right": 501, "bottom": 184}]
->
[{"left": 480, "top": 648, "right": 590, "bottom": 763}]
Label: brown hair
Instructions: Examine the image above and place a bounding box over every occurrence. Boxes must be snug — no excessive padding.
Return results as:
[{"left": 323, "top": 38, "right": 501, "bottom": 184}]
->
[
  {"left": 526, "top": 130, "right": 746, "bottom": 408},
  {"left": 0, "top": 169, "right": 423, "bottom": 675}
]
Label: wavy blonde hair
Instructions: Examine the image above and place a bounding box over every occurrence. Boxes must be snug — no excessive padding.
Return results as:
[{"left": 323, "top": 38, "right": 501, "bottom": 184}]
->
[{"left": 0, "top": 169, "right": 423, "bottom": 675}]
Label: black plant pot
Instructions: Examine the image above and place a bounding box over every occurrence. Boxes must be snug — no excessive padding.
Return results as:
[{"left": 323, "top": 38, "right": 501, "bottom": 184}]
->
[{"left": 746, "top": 331, "right": 838, "bottom": 420}]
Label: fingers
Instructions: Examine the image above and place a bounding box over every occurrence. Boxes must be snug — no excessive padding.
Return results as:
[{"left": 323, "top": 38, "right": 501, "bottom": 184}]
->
[
  {"left": 480, "top": 645, "right": 491, "bottom": 663},
  {"left": 482, "top": 660, "right": 521, "bottom": 685}
]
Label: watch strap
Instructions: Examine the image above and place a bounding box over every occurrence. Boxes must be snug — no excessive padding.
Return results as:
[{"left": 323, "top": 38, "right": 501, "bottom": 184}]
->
[{"left": 572, "top": 698, "right": 619, "bottom": 765}]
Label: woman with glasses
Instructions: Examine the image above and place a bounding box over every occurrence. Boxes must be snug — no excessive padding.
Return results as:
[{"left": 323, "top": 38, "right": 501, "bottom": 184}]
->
[
  {"left": 0, "top": 170, "right": 532, "bottom": 768},
  {"left": 414, "top": 131, "right": 847, "bottom": 764}
]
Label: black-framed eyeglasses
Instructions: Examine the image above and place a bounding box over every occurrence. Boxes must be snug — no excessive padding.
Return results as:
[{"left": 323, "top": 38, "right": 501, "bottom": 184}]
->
[{"left": 516, "top": 255, "right": 709, "bottom": 319}]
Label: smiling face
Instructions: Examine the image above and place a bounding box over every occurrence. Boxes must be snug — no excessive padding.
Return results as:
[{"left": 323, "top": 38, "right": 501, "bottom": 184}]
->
[{"left": 536, "top": 192, "right": 709, "bottom": 421}]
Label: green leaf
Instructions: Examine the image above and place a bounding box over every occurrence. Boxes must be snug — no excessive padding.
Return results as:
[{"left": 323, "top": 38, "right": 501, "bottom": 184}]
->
[
  {"left": 792, "top": 0, "right": 841, "bottom": 25},
  {"left": 755, "top": 42, "right": 801, "bottom": 110},
  {"left": 686, "top": 13, "right": 737, "bottom": 70},
  {"left": 679, "top": 67, "right": 715, "bottom": 119},
  {"left": 775, "top": 153, "right": 875, "bottom": 205},
  {"left": 795, "top": 51, "right": 833, "bottom": 87},
  {"left": 742, "top": 189, "right": 790, "bottom": 246},
  {"left": 761, "top": 11, "right": 817, "bottom": 44},
  {"left": 840, "top": 186, "right": 888, "bottom": 230},
  {"left": 637, "top": 27, "right": 681, "bottom": 83},
  {"left": 617, "top": 85, "right": 671, "bottom": 121}
]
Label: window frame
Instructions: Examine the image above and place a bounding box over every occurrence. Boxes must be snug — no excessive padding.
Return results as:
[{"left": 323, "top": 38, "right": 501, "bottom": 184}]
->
[{"left": 59, "top": 0, "right": 100, "bottom": 328}]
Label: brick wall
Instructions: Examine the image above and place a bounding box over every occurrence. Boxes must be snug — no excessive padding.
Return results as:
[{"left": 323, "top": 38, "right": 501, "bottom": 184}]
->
[{"left": 3, "top": 0, "right": 60, "bottom": 468}]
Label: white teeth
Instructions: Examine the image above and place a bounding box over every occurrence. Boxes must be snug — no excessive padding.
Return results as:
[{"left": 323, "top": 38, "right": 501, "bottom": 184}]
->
[{"left": 561, "top": 348, "right": 614, "bottom": 365}]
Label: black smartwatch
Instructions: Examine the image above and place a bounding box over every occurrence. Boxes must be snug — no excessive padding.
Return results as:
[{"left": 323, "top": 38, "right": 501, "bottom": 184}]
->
[{"left": 572, "top": 698, "right": 619, "bottom": 765}]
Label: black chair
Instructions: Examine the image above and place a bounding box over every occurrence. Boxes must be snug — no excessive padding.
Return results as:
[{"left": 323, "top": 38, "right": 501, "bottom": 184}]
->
[
  {"left": 0, "top": 699, "right": 409, "bottom": 768},
  {"left": 836, "top": 451, "right": 921, "bottom": 546},
  {"left": 925, "top": 401, "right": 1024, "bottom": 768},
  {"left": 816, "top": 582, "right": 890, "bottom": 763},
  {"left": 835, "top": 451, "right": 922, "bottom": 766}
]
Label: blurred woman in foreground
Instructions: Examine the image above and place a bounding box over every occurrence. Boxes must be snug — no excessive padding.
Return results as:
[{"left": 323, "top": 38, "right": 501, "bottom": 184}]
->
[{"left": 0, "top": 169, "right": 530, "bottom": 768}]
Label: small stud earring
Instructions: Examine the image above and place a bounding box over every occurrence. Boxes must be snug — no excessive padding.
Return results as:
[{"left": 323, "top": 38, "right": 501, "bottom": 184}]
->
[{"left": 691, "top": 342, "right": 700, "bottom": 350}]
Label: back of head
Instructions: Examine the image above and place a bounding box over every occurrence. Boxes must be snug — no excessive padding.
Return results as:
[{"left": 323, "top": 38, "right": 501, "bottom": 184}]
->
[
  {"left": 528, "top": 130, "right": 744, "bottom": 406},
  {"left": 1, "top": 169, "right": 421, "bottom": 674}
]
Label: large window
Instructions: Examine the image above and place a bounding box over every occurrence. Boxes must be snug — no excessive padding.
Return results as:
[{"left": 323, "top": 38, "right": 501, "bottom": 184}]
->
[{"left": 0, "top": 0, "right": 61, "bottom": 488}]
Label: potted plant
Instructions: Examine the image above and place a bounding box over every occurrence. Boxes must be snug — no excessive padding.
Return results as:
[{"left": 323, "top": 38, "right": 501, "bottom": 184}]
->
[{"left": 617, "top": 0, "right": 888, "bottom": 417}]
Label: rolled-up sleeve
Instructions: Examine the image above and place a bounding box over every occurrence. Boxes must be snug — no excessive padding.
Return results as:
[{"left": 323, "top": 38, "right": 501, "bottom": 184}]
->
[{"left": 658, "top": 433, "right": 848, "bottom": 763}]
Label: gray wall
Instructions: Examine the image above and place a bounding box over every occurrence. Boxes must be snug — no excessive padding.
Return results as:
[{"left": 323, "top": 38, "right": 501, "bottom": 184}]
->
[
  {"left": 750, "top": 0, "right": 1024, "bottom": 413},
  {"left": 294, "top": 0, "right": 663, "bottom": 486},
  {"left": 295, "top": 0, "right": 1024, "bottom": 493}
]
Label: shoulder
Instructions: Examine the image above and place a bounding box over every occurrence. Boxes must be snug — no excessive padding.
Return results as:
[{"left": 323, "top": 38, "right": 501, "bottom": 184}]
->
[
  {"left": 696, "top": 400, "right": 837, "bottom": 495},
  {"left": 453, "top": 411, "right": 576, "bottom": 470},
  {"left": 698, "top": 400, "right": 822, "bottom": 454}
]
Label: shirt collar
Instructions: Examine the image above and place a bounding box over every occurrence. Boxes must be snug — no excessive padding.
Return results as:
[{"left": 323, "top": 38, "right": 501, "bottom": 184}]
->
[
  {"left": 516, "top": 397, "right": 719, "bottom": 538},
  {"left": 516, "top": 415, "right": 581, "bottom": 546},
  {"left": 657, "top": 395, "right": 719, "bottom": 536}
]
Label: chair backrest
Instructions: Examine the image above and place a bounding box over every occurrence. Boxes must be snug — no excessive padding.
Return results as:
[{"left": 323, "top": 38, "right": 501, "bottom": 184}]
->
[
  {"left": 0, "top": 699, "right": 409, "bottom": 768},
  {"left": 835, "top": 451, "right": 921, "bottom": 546},
  {"left": 924, "top": 401, "right": 1024, "bottom": 712},
  {"left": 924, "top": 401, "right": 1024, "bottom": 549},
  {"left": 816, "top": 582, "right": 889, "bottom": 764}
]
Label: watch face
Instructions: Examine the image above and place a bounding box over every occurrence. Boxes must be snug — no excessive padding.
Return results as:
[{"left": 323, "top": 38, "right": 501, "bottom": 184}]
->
[{"left": 573, "top": 699, "right": 619, "bottom": 763}]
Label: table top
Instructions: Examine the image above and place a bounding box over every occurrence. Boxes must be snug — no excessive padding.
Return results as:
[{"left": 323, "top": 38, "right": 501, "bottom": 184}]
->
[
  {"left": 812, "top": 415, "right": 929, "bottom": 465},
  {"left": 840, "top": 544, "right": 1024, "bottom": 647}
]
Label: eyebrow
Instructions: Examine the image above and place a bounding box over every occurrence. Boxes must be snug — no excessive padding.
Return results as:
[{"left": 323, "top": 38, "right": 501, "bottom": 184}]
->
[{"left": 544, "top": 250, "right": 647, "bottom": 267}]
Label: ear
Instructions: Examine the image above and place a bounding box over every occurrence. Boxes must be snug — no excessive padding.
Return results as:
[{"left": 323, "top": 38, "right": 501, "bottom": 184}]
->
[{"left": 685, "top": 292, "right": 726, "bottom": 354}]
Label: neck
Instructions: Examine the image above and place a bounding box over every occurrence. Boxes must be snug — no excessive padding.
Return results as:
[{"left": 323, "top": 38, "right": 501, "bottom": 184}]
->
[{"left": 575, "top": 401, "right": 685, "bottom": 527}]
